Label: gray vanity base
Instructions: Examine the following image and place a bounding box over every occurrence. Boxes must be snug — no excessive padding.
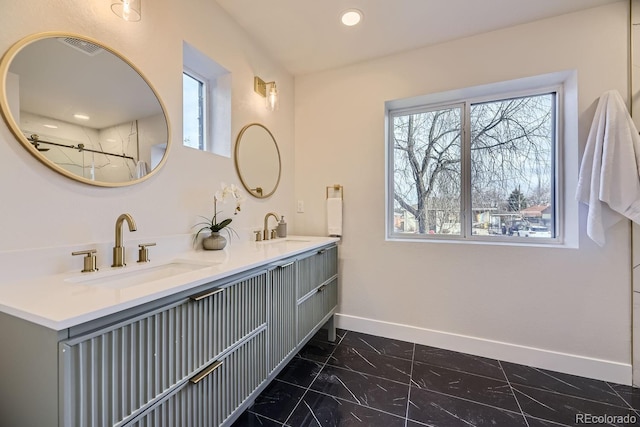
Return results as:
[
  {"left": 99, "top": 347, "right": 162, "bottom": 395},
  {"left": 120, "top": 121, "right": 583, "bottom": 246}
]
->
[{"left": 0, "top": 243, "right": 338, "bottom": 427}]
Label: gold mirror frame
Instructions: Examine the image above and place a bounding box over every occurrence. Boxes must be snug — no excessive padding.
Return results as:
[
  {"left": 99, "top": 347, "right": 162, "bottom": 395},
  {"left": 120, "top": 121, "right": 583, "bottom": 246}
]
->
[
  {"left": 234, "top": 123, "right": 282, "bottom": 198},
  {"left": 0, "top": 31, "right": 171, "bottom": 187}
]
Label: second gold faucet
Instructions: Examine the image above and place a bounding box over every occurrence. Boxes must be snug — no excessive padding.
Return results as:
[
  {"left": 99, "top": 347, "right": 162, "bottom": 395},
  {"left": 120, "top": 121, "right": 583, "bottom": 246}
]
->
[
  {"left": 263, "top": 212, "right": 280, "bottom": 240},
  {"left": 112, "top": 213, "right": 137, "bottom": 267}
]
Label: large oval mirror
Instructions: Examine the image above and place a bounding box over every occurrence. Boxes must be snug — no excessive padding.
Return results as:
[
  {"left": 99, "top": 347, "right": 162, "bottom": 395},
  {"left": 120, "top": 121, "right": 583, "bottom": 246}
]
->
[
  {"left": 0, "top": 32, "right": 170, "bottom": 187},
  {"left": 234, "top": 123, "right": 281, "bottom": 198}
]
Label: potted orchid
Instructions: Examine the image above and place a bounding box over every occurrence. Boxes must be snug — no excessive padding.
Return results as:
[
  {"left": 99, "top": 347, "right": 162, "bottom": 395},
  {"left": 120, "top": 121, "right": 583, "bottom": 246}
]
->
[{"left": 193, "top": 183, "right": 245, "bottom": 250}]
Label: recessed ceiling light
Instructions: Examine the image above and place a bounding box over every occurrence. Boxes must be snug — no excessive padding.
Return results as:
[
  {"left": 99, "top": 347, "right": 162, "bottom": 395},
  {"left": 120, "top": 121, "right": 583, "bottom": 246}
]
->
[
  {"left": 43, "top": 124, "right": 58, "bottom": 129},
  {"left": 341, "top": 9, "right": 362, "bottom": 27},
  {"left": 73, "top": 113, "right": 90, "bottom": 121}
]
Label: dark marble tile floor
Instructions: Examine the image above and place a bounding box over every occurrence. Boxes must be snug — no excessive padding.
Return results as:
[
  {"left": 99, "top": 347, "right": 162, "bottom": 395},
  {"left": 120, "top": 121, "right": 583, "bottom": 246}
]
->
[{"left": 232, "top": 329, "right": 640, "bottom": 426}]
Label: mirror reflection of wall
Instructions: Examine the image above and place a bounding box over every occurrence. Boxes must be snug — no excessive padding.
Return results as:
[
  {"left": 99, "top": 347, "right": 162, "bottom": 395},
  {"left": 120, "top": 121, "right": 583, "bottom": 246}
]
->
[
  {"left": 19, "top": 113, "right": 155, "bottom": 182},
  {"left": 0, "top": 33, "right": 170, "bottom": 186},
  {"left": 234, "top": 123, "right": 281, "bottom": 198}
]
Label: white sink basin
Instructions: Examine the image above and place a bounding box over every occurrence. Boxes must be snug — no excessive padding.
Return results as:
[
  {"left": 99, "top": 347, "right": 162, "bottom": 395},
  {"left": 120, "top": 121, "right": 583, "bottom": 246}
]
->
[
  {"left": 260, "top": 238, "right": 311, "bottom": 244},
  {"left": 66, "top": 260, "right": 214, "bottom": 290}
]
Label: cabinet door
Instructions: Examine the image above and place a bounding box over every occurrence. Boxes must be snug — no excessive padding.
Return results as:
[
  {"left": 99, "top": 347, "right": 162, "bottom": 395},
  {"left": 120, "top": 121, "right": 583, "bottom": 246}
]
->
[
  {"left": 60, "top": 272, "right": 267, "bottom": 427},
  {"left": 267, "top": 260, "right": 297, "bottom": 374},
  {"left": 322, "top": 277, "right": 338, "bottom": 315},
  {"left": 124, "top": 329, "right": 267, "bottom": 427},
  {"left": 297, "top": 278, "right": 338, "bottom": 342},
  {"left": 296, "top": 245, "right": 338, "bottom": 298}
]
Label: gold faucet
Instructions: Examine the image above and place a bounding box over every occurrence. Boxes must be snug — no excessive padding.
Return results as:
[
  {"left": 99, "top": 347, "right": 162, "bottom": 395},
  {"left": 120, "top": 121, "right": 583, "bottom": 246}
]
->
[
  {"left": 263, "top": 212, "right": 281, "bottom": 240},
  {"left": 112, "top": 213, "right": 137, "bottom": 267}
]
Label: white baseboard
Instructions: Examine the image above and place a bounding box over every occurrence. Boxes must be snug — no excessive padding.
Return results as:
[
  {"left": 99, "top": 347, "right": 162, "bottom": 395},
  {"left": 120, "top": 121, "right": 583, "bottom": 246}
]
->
[{"left": 335, "top": 313, "right": 632, "bottom": 385}]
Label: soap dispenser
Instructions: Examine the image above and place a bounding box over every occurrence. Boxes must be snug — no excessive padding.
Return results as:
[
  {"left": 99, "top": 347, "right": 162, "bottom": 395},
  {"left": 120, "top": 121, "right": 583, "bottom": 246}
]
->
[{"left": 276, "top": 216, "right": 287, "bottom": 238}]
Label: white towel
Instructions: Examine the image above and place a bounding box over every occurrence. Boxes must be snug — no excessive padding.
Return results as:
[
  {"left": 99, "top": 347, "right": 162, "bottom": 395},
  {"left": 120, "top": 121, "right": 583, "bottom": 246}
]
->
[
  {"left": 135, "top": 160, "right": 149, "bottom": 179},
  {"left": 327, "top": 197, "right": 343, "bottom": 237},
  {"left": 576, "top": 90, "right": 640, "bottom": 246}
]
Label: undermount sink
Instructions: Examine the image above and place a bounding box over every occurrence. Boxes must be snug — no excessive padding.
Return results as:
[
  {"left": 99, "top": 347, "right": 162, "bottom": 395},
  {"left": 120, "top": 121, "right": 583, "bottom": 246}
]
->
[
  {"left": 66, "top": 260, "right": 214, "bottom": 290},
  {"left": 260, "top": 238, "right": 311, "bottom": 244}
]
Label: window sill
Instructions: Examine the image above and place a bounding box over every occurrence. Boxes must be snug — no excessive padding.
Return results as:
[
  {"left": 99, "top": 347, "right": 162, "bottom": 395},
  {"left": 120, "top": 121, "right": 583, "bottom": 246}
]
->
[{"left": 386, "top": 235, "right": 576, "bottom": 249}]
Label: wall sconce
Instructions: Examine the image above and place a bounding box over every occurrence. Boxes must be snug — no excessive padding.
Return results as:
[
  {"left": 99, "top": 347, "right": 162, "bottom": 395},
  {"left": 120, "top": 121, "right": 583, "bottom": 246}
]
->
[
  {"left": 111, "top": 0, "right": 141, "bottom": 22},
  {"left": 254, "top": 76, "right": 279, "bottom": 111}
]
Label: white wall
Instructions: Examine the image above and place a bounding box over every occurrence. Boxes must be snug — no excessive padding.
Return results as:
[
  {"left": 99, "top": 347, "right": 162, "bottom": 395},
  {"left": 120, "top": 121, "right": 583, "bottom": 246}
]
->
[
  {"left": 294, "top": 2, "right": 632, "bottom": 383},
  {"left": 0, "top": 0, "right": 294, "bottom": 255},
  {"left": 0, "top": 0, "right": 632, "bottom": 385}
]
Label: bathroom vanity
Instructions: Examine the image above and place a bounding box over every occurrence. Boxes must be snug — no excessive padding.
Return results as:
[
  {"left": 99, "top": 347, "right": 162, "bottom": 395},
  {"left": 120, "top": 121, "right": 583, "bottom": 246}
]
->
[{"left": 0, "top": 237, "right": 338, "bottom": 427}]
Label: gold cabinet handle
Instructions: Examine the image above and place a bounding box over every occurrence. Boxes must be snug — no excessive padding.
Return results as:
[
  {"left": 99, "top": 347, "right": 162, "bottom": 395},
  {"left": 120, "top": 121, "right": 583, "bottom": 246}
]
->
[
  {"left": 190, "top": 360, "right": 223, "bottom": 384},
  {"left": 317, "top": 285, "right": 327, "bottom": 293},
  {"left": 277, "top": 261, "right": 295, "bottom": 269},
  {"left": 317, "top": 249, "right": 327, "bottom": 254},
  {"left": 190, "top": 287, "right": 224, "bottom": 301}
]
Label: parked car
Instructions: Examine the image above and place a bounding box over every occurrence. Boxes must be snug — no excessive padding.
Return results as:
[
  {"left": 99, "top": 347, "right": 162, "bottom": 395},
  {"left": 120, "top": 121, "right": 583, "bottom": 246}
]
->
[{"left": 517, "top": 226, "right": 551, "bottom": 238}]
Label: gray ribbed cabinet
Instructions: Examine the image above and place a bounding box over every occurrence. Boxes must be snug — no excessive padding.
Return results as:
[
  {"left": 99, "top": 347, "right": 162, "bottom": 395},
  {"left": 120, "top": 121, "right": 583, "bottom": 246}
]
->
[
  {"left": 297, "top": 245, "right": 339, "bottom": 343},
  {"left": 60, "top": 270, "right": 268, "bottom": 427},
  {"left": 0, "top": 243, "right": 337, "bottom": 427},
  {"left": 267, "top": 260, "right": 298, "bottom": 375}
]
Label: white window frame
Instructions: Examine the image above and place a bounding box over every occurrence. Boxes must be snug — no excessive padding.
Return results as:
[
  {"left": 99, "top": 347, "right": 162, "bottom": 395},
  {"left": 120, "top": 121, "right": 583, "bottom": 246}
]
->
[
  {"left": 386, "top": 75, "right": 567, "bottom": 246},
  {"left": 182, "top": 41, "right": 232, "bottom": 157},
  {"left": 183, "top": 68, "right": 209, "bottom": 151}
]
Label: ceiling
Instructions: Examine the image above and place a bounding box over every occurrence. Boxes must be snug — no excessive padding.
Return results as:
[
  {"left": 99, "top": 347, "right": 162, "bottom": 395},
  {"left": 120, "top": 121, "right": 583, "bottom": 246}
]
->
[
  {"left": 10, "top": 37, "right": 163, "bottom": 130},
  {"left": 215, "top": 0, "right": 624, "bottom": 76}
]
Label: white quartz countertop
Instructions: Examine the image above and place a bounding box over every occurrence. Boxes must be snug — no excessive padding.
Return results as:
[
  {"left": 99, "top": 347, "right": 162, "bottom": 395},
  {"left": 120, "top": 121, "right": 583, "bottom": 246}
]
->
[{"left": 0, "top": 236, "right": 339, "bottom": 331}]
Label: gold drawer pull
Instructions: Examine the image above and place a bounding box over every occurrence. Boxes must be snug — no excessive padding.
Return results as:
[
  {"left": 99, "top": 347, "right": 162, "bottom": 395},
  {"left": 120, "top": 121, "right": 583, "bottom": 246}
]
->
[
  {"left": 317, "top": 285, "right": 327, "bottom": 293},
  {"left": 190, "top": 287, "right": 224, "bottom": 301},
  {"left": 278, "top": 261, "right": 295, "bottom": 269},
  {"left": 317, "top": 249, "right": 327, "bottom": 254},
  {"left": 190, "top": 360, "right": 224, "bottom": 384}
]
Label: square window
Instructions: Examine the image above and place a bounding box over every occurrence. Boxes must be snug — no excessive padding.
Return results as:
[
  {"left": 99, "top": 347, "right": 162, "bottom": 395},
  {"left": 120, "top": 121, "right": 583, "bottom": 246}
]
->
[{"left": 388, "top": 81, "right": 561, "bottom": 244}]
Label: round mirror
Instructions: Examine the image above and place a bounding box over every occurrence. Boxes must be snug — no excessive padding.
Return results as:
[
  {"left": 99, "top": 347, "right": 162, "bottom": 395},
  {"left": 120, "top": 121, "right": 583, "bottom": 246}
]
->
[
  {"left": 0, "top": 32, "right": 170, "bottom": 187},
  {"left": 234, "top": 123, "right": 281, "bottom": 198}
]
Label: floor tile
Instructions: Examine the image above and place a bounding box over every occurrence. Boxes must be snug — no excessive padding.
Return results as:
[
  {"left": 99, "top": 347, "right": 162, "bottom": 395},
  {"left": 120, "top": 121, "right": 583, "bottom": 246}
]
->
[
  {"left": 276, "top": 357, "right": 323, "bottom": 388},
  {"left": 411, "top": 361, "right": 520, "bottom": 412},
  {"left": 513, "top": 384, "right": 638, "bottom": 426},
  {"left": 310, "top": 364, "right": 409, "bottom": 417},
  {"left": 231, "top": 411, "right": 283, "bottom": 427},
  {"left": 414, "top": 345, "right": 505, "bottom": 380},
  {"left": 285, "top": 389, "right": 406, "bottom": 427},
  {"left": 524, "top": 416, "right": 574, "bottom": 426},
  {"left": 247, "top": 380, "right": 306, "bottom": 424},
  {"left": 339, "top": 331, "right": 414, "bottom": 360},
  {"left": 610, "top": 382, "right": 640, "bottom": 410},
  {"left": 296, "top": 338, "right": 338, "bottom": 364},
  {"left": 238, "top": 329, "right": 640, "bottom": 427},
  {"left": 328, "top": 344, "right": 412, "bottom": 384},
  {"left": 312, "top": 328, "right": 346, "bottom": 344},
  {"left": 407, "top": 386, "right": 528, "bottom": 426},
  {"left": 503, "top": 361, "right": 631, "bottom": 407}
]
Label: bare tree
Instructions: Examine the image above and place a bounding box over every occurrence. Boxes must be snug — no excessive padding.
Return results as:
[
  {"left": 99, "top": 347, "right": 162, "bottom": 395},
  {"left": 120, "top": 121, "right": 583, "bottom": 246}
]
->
[
  {"left": 393, "top": 108, "right": 461, "bottom": 233},
  {"left": 392, "top": 93, "right": 553, "bottom": 235}
]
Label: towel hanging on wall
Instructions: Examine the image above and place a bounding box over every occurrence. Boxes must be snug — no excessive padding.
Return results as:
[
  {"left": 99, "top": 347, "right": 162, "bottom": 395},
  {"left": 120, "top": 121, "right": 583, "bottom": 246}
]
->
[
  {"left": 326, "top": 185, "right": 343, "bottom": 237},
  {"left": 576, "top": 90, "right": 640, "bottom": 246},
  {"left": 135, "top": 160, "right": 149, "bottom": 179},
  {"left": 327, "top": 197, "right": 342, "bottom": 237}
]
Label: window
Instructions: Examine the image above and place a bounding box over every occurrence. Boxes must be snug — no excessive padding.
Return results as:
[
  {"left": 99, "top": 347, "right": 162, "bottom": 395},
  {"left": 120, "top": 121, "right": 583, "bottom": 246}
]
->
[
  {"left": 182, "top": 41, "right": 231, "bottom": 156},
  {"left": 388, "top": 85, "right": 560, "bottom": 243},
  {"left": 183, "top": 71, "right": 206, "bottom": 150}
]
